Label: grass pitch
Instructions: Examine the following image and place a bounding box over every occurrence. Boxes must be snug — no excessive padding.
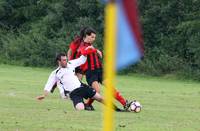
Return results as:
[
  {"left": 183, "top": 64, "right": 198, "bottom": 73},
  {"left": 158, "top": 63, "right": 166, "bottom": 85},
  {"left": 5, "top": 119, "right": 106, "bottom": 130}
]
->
[{"left": 0, "top": 64, "right": 200, "bottom": 131}]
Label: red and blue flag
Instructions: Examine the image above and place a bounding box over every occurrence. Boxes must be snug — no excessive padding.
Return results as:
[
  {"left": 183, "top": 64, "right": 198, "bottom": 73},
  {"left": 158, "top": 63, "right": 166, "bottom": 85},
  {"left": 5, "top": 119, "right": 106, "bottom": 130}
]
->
[
  {"left": 102, "top": 0, "right": 144, "bottom": 70},
  {"left": 116, "top": 0, "right": 144, "bottom": 70}
]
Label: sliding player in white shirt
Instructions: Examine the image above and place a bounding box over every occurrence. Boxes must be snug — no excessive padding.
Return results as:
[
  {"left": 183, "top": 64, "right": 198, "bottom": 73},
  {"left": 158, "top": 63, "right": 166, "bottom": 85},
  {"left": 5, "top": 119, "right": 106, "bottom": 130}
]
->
[{"left": 36, "top": 48, "right": 122, "bottom": 111}]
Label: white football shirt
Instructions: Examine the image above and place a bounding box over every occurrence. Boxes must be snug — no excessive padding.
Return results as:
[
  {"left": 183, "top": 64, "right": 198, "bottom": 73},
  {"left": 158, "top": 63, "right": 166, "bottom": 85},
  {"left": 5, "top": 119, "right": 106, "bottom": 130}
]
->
[{"left": 44, "top": 55, "right": 87, "bottom": 95}]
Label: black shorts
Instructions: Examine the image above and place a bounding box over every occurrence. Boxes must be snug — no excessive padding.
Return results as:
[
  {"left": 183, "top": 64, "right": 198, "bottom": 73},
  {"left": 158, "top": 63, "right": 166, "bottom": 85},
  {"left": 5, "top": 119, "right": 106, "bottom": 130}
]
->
[
  {"left": 69, "top": 83, "right": 96, "bottom": 107},
  {"left": 86, "top": 68, "right": 103, "bottom": 86}
]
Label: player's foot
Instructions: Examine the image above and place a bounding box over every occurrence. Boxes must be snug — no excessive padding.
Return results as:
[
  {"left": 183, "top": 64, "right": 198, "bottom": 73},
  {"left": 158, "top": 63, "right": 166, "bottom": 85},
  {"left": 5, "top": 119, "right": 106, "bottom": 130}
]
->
[
  {"left": 124, "top": 100, "right": 133, "bottom": 110},
  {"left": 115, "top": 107, "right": 126, "bottom": 112},
  {"left": 114, "top": 106, "right": 130, "bottom": 112},
  {"left": 113, "top": 105, "right": 127, "bottom": 112},
  {"left": 84, "top": 104, "right": 95, "bottom": 111}
]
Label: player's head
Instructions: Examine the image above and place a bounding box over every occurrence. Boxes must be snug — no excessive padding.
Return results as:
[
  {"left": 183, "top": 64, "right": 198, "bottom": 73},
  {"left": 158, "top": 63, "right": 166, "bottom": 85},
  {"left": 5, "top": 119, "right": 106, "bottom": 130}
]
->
[
  {"left": 56, "top": 53, "right": 67, "bottom": 68},
  {"left": 80, "top": 27, "right": 96, "bottom": 44}
]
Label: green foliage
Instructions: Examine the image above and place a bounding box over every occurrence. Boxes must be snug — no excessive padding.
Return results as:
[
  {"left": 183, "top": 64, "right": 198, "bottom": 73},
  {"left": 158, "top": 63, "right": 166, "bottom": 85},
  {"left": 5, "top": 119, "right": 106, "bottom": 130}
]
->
[
  {"left": 0, "top": 0, "right": 104, "bottom": 67},
  {"left": 134, "top": 0, "right": 200, "bottom": 80},
  {"left": 0, "top": 0, "right": 200, "bottom": 80},
  {"left": 0, "top": 30, "right": 67, "bottom": 66}
]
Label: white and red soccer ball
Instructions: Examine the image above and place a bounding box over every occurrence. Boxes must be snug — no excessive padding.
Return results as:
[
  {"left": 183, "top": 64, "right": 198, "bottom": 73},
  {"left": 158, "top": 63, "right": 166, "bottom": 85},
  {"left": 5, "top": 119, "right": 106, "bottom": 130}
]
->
[{"left": 130, "top": 101, "right": 142, "bottom": 113}]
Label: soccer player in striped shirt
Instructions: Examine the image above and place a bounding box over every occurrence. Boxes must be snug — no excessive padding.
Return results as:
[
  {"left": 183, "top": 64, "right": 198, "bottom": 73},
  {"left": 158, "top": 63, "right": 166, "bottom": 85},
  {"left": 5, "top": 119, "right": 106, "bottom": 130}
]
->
[{"left": 76, "top": 27, "right": 132, "bottom": 110}]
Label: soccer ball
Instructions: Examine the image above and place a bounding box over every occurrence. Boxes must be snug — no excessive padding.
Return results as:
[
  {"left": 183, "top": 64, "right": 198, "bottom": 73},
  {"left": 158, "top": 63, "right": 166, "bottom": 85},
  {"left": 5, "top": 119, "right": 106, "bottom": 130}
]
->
[{"left": 130, "top": 101, "right": 142, "bottom": 113}]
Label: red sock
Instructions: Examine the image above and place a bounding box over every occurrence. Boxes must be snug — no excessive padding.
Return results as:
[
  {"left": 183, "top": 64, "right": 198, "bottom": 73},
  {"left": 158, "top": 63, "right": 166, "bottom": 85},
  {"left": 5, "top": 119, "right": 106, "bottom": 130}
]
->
[
  {"left": 86, "top": 98, "right": 94, "bottom": 106},
  {"left": 114, "top": 89, "right": 126, "bottom": 106}
]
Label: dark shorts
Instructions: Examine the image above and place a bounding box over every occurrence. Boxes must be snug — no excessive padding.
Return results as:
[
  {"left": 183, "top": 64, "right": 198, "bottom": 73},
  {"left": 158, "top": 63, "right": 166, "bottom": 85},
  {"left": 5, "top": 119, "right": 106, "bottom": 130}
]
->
[
  {"left": 86, "top": 68, "right": 103, "bottom": 86},
  {"left": 69, "top": 83, "right": 96, "bottom": 107}
]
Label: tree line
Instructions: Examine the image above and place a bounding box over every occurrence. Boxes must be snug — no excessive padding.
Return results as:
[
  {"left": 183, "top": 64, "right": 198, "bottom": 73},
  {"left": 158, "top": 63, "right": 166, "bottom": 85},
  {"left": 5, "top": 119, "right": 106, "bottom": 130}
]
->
[{"left": 0, "top": 0, "right": 200, "bottom": 80}]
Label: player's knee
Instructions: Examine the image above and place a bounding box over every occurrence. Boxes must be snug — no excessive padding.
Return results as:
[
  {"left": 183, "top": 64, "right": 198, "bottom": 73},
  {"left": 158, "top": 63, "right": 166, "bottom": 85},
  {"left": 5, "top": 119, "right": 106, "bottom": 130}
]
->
[
  {"left": 92, "top": 82, "right": 100, "bottom": 93},
  {"left": 93, "top": 93, "right": 103, "bottom": 103},
  {"left": 75, "top": 103, "right": 85, "bottom": 110}
]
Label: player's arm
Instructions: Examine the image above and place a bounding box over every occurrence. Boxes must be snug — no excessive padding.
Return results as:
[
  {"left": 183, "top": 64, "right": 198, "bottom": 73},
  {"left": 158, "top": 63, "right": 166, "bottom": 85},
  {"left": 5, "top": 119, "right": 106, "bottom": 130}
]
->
[
  {"left": 68, "top": 46, "right": 96, "bottom": 68},
  {"left": 36, "top": 71, "right": 57, "bottom": 100},
  {"left": 67, "top": 48, "right": 72, "bottom": 60},
  {"left": 67, "top": 55, "right": 87, "bottom": 68},
  {"left": 68, "top": 38, "right": 80, "bottom": 60},
  {"left": 97, "top": 49, "right": 103, "bottom": 58}
]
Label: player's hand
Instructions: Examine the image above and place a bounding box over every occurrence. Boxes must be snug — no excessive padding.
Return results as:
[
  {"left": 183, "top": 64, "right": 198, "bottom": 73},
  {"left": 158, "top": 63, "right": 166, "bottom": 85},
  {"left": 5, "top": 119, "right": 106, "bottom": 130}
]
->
[
  {"left": 81, "top": 46, "right": 96, "bottom": 55},
  {"left": 97, "top": 50, "right": 102, "bottom": 58},
  {"left": 36, "top": 95, "right": 45, "bottom": 100},
  {"left": 85, "top": 46, "right": 95, "bottom": 50}
]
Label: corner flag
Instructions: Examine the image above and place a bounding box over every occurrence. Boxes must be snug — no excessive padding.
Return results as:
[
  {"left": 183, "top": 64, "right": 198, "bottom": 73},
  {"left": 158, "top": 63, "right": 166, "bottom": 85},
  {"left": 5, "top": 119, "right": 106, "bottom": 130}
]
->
[{"left": 103, "top": 0, "right": 143, "bottom": 131}]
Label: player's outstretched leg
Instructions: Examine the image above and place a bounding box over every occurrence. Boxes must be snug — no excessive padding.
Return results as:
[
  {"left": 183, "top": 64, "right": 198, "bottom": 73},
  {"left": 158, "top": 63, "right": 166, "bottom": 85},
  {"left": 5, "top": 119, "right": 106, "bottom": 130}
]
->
[
  {"left": 113, "top": 88, "right": 132, "bottom": 110},
  {"left": 92, "top": 92, "right": 124, "bottom": 112}
]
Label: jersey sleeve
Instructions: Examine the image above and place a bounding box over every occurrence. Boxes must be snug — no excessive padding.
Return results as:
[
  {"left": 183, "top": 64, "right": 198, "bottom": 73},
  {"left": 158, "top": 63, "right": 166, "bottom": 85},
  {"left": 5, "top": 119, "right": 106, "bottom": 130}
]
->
[
  {"left": 44, "top": 71, "right": 57, "bottom": 92},
  {"left": 67, "top": 55, "right": 87, "bottom": 68},
  {"left": 69, "top": 42, "right": 75, "bottom": 50}
]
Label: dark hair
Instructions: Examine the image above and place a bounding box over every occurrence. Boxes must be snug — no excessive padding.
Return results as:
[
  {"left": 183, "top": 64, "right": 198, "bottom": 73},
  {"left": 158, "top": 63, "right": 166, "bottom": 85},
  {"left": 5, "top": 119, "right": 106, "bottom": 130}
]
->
[
  {"left": 80, "top": 27, "right": 96, "bottom": 40},
  {"left": 55, "top": 53, "right": 66, "bottom": 62}
]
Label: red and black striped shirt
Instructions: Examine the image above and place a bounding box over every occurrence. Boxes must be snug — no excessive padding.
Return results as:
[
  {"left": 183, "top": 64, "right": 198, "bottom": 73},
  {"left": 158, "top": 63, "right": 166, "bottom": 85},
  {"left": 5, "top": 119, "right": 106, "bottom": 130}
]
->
[{"left": 77, "top": 42, "right": 102, "bottom": 72}]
